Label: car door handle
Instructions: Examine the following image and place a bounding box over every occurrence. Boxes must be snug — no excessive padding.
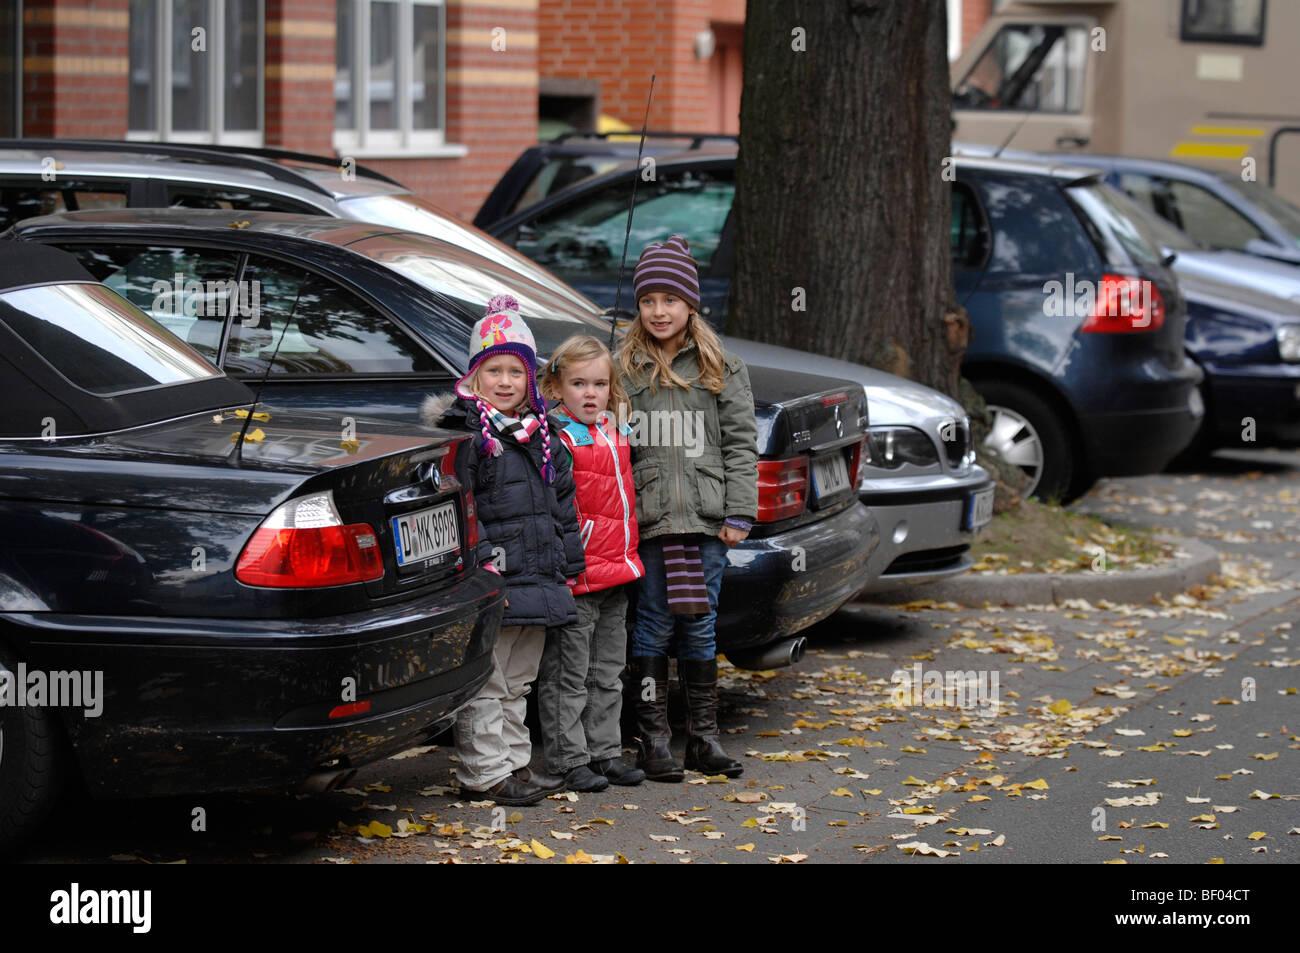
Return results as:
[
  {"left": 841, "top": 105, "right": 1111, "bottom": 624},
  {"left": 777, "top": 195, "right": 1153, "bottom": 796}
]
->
[{"left": 1056, "top": 135, "right": 1090, "bottom": 148}]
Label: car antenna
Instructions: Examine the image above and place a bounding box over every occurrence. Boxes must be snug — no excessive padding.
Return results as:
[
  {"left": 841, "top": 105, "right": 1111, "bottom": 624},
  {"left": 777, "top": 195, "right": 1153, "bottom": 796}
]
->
[
  {"left": 232, "top": 276, "right": 304, "bottom": 466},
  {"left": 608, "top": 74, "right": 655, "bottom": 351},
  {"left": 992, "top": 106, "right": 1034, "bottom": 159}
]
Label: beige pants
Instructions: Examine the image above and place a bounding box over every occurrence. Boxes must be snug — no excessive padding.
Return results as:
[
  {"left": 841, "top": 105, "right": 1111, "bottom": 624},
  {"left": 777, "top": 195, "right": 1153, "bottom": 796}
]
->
[{"left": 454, "top": 624, "right": 545, "bottom": 790}]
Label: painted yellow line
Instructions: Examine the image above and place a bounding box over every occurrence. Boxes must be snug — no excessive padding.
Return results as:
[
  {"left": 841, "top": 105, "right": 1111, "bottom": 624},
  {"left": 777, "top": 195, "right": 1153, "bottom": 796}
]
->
[
  {"left": 1190, "top": 125, "right": 1266, "bottom": 137},
  {"left": 1170, "top": 142, "right": 1251, "bottom": 159}
]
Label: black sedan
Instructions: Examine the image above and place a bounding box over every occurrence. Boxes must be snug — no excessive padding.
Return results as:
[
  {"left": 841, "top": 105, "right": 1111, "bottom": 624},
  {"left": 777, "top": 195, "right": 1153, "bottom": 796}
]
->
[
  {"left": 0, "top": 244, "right": 503, "bottom": 852},
  {"left": 9, "top": 208, "right": 879, "bottom": 670}
]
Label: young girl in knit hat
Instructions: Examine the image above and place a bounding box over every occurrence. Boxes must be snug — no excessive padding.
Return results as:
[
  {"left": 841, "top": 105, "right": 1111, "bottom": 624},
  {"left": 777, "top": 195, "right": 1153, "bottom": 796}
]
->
[
  {"left": 537, "top": 334, "right": 646, "bottom": 792},
  {"left": 618, "top": 235, "right": 758, "bottom": 781},
  {"left": 421, "top": 294, "right": 585, "bottom": 806}
]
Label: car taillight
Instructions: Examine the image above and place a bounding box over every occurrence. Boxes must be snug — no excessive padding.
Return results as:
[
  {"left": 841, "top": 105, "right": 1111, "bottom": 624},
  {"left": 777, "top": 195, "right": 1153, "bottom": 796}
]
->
[
  {"left": 1081, "top": 274, "right": 1165, "bottom": 333},
  {"left": 441, "top": 441, "right": 477, "bottom": 552},
  {"left": 756, "top": 456, "right": 808, "bottom": 523},
  {"left": 236, "top": 491, "right": 384, "bottom": 587},
  {"left": 847, "top": 436, "right": 865, "bottom": 489}
]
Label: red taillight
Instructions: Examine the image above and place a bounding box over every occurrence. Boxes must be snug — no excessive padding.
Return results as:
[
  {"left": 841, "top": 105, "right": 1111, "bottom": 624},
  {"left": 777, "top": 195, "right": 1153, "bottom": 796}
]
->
[
  {"left": 756, "top": 456, "right": 808, "bottom": 523},
  {"left": 440, "top": 443, "right": 477, "bottom": 552},
  {"left": 236, "top": 491, "right": 384, "bottom": 588},
  {"left": 847, "top": 436, "right": 865, "bottom": 489},
  {"left": 329, "top": 700, "right": 372, "bottom": 720},
  {"left": 1081, "top": 274, "right": 1165, "bottom": 333}
]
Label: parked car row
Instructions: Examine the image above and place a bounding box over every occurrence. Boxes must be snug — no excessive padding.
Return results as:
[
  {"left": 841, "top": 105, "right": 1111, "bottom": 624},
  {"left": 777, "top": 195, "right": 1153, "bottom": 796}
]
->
[{"left": 11, "top": 129, "right": 1297, "bottom": 852}]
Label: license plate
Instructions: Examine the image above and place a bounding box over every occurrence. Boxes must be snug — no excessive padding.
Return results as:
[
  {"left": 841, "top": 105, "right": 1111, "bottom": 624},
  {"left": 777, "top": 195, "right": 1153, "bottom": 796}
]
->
[
  {"left": 965, "top": 486, "right": 995, "bottom": 532},
  {"left": 391, "top": 501, "right": 460, "bottom": 567},
  {"left": 811, "top": 453, "right": 851, "bottom": 500}
]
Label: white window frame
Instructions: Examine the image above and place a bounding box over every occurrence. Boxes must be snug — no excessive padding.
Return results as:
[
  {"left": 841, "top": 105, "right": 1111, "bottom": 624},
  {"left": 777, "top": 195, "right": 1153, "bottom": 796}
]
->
[
  {"left": 334, "top": 0, "right": 462, "bottom": 158},
  {"left": 127, "top": 0, "right": 265, "bottom": 145}
]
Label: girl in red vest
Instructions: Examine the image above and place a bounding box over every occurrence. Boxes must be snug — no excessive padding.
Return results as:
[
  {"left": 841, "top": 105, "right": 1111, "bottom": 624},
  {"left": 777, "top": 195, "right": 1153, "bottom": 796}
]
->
[{"left": 537, "top": 335, "right": 647, "bottom": 790}]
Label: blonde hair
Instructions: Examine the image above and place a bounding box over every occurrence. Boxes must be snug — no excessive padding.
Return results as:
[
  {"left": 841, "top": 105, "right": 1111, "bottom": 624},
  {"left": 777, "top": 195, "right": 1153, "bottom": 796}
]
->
[
  {"left": 541, "top": 334, "right": 628, "bottom": 413},
  {"left": 618, "top": 311, "right": 726, "bottom": 394}
]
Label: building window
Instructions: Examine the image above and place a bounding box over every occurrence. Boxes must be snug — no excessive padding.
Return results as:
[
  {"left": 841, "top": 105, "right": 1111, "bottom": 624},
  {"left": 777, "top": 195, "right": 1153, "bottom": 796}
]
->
[
  {"left": 128, "top": 0, "right": 264, "bottom": 143},
  {"left": 335, "top": 0, "right": 446, "bottom": 154},
  {"left": 1180, "top": 0, "right": 1266, "bottom": 46}
]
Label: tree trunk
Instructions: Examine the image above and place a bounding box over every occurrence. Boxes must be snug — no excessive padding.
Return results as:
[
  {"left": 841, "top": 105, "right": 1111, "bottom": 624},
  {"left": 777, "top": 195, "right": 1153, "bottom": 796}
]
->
[{"left": 728, "top": 0, "right": 967, "bottom": 399}]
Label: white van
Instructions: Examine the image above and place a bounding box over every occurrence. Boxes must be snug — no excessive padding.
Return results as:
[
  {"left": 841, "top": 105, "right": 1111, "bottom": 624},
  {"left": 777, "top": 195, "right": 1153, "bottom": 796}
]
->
[{"left": 951, "top": 0, "right": 1300, "bottom": 203}]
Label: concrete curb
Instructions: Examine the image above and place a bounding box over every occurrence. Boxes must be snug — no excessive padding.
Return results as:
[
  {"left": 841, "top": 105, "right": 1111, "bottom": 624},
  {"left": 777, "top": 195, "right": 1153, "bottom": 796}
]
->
[{"left": 857, "top": 535, "right": 1221, "bottom": 609}]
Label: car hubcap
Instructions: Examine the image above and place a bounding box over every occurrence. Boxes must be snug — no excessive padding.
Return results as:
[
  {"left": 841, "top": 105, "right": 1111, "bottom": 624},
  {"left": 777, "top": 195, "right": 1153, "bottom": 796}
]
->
[{"left": 983, "top": 404, "right": 1044, "bottom": 497}]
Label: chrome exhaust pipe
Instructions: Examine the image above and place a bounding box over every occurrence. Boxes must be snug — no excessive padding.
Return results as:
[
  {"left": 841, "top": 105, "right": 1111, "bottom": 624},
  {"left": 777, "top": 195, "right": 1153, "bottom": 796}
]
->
[
  {"left": 296, "top": 767, "right": 357, "bottom": 795},
  {"left": 726, "top": 636, "right": 807, "bottom": 671}
]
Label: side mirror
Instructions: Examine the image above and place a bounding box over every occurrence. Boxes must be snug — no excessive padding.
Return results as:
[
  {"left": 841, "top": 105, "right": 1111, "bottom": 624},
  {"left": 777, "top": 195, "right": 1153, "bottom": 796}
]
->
[{"left": 601, "top": 306, "right": 635, "bottom": 326}]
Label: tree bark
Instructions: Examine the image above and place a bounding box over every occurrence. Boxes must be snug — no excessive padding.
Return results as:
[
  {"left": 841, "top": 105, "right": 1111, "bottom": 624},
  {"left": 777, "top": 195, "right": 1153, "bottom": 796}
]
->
[{"left": 728, "top": 0, "right": 967, "bottom": 399}]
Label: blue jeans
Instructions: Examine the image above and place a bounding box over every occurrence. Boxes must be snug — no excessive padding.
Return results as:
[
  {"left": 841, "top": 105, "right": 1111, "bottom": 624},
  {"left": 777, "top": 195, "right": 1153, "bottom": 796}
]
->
[{"left": 630, "top": 535, "right": 729, "bottom": 660}]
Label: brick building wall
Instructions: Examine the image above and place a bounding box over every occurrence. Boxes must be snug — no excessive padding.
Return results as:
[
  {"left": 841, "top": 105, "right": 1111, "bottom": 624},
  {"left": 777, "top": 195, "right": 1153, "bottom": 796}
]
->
[
  {"left": 22, "top": 0, "right": 129, "bottom": 137},
  {"left": 538, "top": 0, "right": 742, "bottom": 131},
  {"left": 960, "top": 0, "right": 992, "bottom": 51},
  {"left": 264, "top": 0, "right": 335, "bottom": 153}
]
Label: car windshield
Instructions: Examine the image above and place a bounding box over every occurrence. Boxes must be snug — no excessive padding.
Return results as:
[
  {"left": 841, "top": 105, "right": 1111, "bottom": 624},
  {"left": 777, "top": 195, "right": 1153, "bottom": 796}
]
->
[
  {"left": 338, "top": 192, "right": 604, "bottom": 314},
  {"left": 345, "top": 231, "right": 613, "bottom": 357},
  {"left": 1066, "top": 180, "right": 1171, "bottom": 272},
  {"left": 0, "top": 281, "right": 221, "bottom": 395},
  {"left": 1215, "top": 174, "right": 1300, "bottom": 245}
]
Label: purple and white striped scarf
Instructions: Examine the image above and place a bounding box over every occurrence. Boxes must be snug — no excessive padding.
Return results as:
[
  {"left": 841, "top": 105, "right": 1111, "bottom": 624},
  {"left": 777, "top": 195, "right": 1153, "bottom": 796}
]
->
[{"left": 662, "top": 536, "right": 710, "bottom": 615}]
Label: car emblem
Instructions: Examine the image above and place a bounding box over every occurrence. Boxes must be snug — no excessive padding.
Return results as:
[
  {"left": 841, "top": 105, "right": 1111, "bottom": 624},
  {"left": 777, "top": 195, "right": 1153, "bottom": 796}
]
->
[{"left": 420, "top": 461, "right": 442, "bottom": 490}]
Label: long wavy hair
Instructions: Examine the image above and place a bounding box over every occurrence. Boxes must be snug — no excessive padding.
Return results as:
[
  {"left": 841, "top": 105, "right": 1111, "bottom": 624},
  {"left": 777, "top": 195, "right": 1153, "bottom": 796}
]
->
[
  {"left": 618, "top": 311, "right": 726, "bottom": 394},
  {"left": 540, "top": 334, "right": 629, "bottom": 413}
]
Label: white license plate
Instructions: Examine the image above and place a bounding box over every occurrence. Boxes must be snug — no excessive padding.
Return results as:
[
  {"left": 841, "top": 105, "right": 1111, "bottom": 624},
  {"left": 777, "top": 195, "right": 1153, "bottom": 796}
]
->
[
  {"left": 966, "top": 486, "right": 995, "bottom": 532},
  {"left": 392, "top": 501, "right": 460, "bottom": 567},
  {"left": 811, "top": 453, "right": 851, "bottom": 500}
]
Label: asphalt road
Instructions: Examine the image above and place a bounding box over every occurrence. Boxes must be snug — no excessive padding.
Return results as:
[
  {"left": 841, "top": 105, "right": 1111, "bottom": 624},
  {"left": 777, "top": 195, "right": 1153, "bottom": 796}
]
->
[{"left": 18, "top": 449, "right": 1299, "bottom": 865}]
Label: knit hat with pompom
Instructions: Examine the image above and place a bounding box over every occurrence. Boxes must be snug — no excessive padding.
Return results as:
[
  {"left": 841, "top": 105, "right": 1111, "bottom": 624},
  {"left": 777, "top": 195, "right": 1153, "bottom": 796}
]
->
[{"left": 455, "top": 294, "right": 555, "bottom": 483}]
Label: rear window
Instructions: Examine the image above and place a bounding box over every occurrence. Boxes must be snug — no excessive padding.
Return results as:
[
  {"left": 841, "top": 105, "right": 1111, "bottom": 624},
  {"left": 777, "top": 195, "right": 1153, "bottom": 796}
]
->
[
  {"left": 0, "top": 282, "right": 220, "bottom": 395},
  {"left": 346, "top": 232, "right": 608, "bottom": 357},
  {"left": 1065, "top": 181, "right": 1169, "bottom": 273}
]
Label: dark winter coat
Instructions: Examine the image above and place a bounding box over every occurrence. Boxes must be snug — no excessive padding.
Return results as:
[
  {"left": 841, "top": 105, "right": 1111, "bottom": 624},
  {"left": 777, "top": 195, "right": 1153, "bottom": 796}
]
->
[{"left": 422, "top": 394, "right": 584, "bottom": 628}]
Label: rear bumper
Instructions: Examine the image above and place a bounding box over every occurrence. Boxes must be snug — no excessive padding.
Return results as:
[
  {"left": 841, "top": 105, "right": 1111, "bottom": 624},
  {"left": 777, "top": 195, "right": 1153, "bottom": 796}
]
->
[
  {"left": 1080, "top": 405, "right": 1202, "bottom": 475},
  {"left": 716, "top": 500, "right": 879, "bottom": 651},
  {"left": 5, "top": 568, "right": 505, "bottom": 798}
]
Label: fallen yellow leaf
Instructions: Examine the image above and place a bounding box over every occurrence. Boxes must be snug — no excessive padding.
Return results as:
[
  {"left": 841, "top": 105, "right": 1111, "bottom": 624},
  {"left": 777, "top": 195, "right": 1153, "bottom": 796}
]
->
[{"left": 531, "top": 840, "right": 555, "bottom": 859}]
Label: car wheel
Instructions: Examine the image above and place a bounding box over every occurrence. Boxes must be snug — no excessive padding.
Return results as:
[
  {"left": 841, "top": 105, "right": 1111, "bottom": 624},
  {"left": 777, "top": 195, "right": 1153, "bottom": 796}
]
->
[
  {"left": 0, "top": 643, "right": 64, "bottom": 854},
  {"left": 976, "top": 381, "right": 1074, "bottom": 503}
]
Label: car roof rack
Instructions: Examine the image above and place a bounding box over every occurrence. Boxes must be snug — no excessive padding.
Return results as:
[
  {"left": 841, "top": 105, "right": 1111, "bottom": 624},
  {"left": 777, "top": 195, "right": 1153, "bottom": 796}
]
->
[
  {"left": 552, "top": 130, "right": 738, "bottom": 148},
  {"left": 0, "top": 138, "right": 404, "bottom": 195}
]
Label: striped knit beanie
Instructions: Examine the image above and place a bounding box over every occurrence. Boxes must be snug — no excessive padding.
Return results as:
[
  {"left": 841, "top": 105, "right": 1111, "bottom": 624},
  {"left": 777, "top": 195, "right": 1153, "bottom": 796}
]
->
[{"left": 633, "top": 234, "right": 700, "bottom": 311}]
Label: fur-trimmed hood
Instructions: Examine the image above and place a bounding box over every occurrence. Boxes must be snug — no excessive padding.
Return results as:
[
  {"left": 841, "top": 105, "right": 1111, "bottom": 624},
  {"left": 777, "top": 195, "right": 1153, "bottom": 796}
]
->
[{"left": 419, "top": 392, "right": 461, "bottom": 429}]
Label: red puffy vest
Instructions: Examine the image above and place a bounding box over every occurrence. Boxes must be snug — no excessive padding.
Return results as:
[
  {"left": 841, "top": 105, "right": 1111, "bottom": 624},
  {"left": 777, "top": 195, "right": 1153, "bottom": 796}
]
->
[{"left": 552, "top": 408, "right": 644, "bottom": 594}]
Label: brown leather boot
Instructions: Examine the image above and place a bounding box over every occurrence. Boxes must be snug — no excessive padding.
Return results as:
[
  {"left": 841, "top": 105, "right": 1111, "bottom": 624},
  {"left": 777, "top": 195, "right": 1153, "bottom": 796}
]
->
[
  {"left": 679, "top": 657, "right": 743, "bottom": 778},
  {"left": 632, "top": 656, "right": 683, "bottom": 782}
]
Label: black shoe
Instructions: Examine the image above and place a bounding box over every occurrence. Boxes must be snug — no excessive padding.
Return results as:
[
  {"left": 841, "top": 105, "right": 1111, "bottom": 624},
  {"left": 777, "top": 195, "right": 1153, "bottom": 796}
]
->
[
  {"left": 463, "top": 775, "right": 546, "bottom": 806},
  {"left": 632, "top": 656, "right": 683, "bottom": 783},
  {"left": 514, "top": 766, "right": 565, "bottom": 793},
  {"left": 563, "top": 764, "right": 610, "bottom": 792},
  {"left": 679, "top": 657, "right": 743, "bottom": 778},
  {"left": 590, "top": 757, "right": 646, "bottom": 786}
]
